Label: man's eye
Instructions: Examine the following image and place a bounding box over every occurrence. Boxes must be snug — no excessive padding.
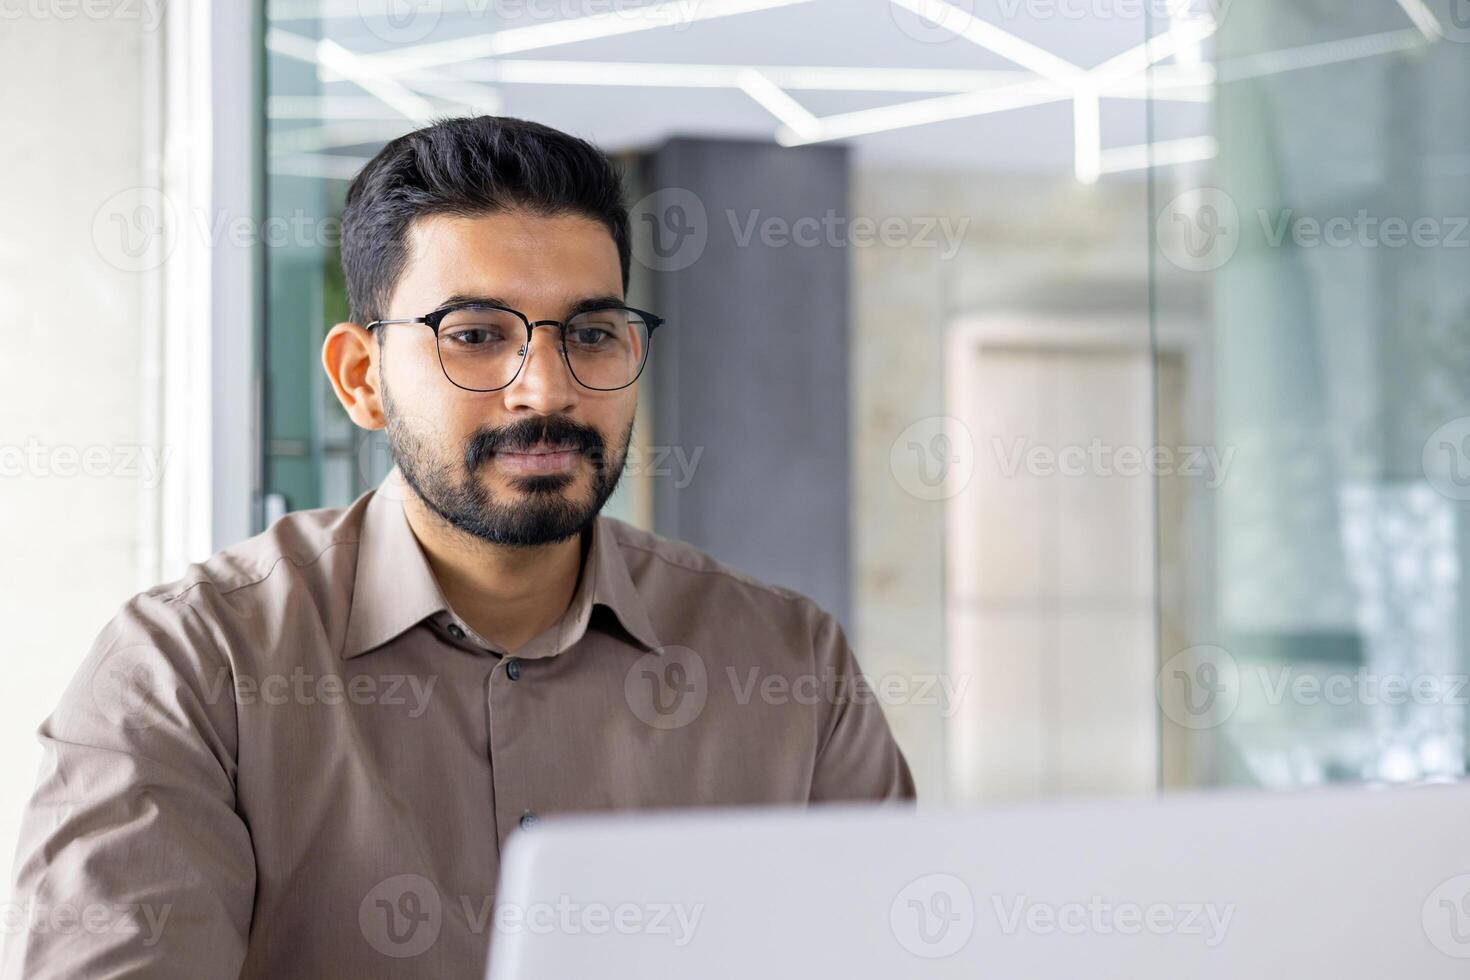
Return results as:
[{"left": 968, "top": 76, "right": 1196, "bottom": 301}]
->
[
  {"left": 445, "top": 327, "right": 505, "bottom": 346},
  {"left": 568, "top": 327, "right": 612, "bottom": 347}
]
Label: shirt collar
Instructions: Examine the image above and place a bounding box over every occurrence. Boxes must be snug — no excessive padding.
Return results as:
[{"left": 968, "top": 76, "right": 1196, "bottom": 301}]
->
[{"left": 342, "top": 466, "right": 661, "bottom": 660}]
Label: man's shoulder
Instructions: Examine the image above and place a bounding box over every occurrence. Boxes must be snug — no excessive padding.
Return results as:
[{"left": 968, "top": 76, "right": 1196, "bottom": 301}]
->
[
  {"left": 137, "top": 491, "right": 372, "bottom": 618},
  {"left": 599, "top": 515, "right": 831, "bottom": 623}
]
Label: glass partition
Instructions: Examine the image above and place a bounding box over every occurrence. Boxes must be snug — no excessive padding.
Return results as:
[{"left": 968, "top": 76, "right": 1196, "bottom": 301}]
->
[{"left": 1152, "top": 0, "right": 1470, "bottom": 789}]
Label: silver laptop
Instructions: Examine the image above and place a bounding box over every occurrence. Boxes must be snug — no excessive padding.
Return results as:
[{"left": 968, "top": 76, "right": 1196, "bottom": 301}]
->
[{"left": 487, "top": 783, "right": 1470, "bottom": 978}]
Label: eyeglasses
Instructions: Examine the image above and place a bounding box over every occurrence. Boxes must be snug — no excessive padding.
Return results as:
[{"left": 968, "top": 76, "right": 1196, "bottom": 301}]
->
[{"left": 365, "top": 301, "right": 664, "bottom": 392}]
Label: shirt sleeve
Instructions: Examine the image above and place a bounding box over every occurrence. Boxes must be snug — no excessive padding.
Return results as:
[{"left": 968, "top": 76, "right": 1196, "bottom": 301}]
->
[
  {"left": 3, "top": 591, "right": 255, "bottom": 979},
  {"left": 806, "top": 609, "right": 918, "bottom": 804}
]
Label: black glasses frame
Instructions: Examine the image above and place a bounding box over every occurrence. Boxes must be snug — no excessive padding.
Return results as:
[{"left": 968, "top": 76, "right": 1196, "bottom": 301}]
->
[{"left": 364, "top": 301, "right": 665, "bottom": 392}]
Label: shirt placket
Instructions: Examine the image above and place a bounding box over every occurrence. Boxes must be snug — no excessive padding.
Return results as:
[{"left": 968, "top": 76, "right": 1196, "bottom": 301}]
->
[{"left": 486, "top": 646, "right": 540, "bottom": 854}]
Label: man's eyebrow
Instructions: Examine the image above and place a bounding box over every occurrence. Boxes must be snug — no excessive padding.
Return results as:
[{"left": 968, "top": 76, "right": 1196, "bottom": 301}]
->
[{"left": 438, "top": 293, "right": 627, "bottom": 318}]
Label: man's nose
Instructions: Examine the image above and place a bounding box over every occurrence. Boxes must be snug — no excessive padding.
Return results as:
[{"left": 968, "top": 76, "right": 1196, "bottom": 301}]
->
[{"left": 504, "top": 322, "right": 578, "bottom": 411}]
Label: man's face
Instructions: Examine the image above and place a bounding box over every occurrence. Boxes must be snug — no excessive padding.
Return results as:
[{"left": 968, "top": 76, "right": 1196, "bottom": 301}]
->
[{"left": 376, "top": 210, "right": 636, "bottom": 547}]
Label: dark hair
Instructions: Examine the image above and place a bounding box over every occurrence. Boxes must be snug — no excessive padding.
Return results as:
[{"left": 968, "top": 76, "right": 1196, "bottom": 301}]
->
[{"left": 341, "top": 115, "right": 632, "bottom": 325}]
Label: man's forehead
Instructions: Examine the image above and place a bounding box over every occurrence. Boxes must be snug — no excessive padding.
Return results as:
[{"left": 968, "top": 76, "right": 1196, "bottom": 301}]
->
[
  {"left": 398, "top": 211, "right": 622, "bottom": 309},
  {"left": 410, "top": 210, "right": 613, "bottom": 253}
]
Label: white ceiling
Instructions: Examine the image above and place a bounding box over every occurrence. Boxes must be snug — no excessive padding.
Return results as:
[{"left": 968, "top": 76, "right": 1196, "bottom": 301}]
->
[{"left": 264, "top": 0, "right": 1441, "bottom": 179}]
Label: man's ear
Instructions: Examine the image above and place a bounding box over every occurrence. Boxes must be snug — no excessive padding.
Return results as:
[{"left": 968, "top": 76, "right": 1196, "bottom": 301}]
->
[{"left": 322, "top": 321, "right": 385, "bottom": 429}]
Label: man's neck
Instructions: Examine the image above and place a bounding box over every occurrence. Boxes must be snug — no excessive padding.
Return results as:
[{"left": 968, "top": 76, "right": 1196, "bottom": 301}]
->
[{"left": 400, "top": 492, "right": 588, "bottom": 654}]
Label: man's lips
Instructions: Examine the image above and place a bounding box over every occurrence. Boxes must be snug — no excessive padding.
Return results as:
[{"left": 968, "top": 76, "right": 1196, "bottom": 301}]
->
[
  {"left": 500, "top": 441, "right": 579, "bottom": 454},
  {"left": 492, "top": 443, "right": 583, "bottom": 475}
]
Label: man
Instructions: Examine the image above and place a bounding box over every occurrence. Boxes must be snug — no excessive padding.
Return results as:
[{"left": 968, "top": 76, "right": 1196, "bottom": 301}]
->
[{"left": 5, "top": 115, "right": 914, "bottom": 978}]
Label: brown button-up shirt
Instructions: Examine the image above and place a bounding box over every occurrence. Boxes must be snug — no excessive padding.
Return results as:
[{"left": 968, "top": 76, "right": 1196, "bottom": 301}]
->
[{"left": 5, "top": 466, "right": 914, "bottom": 978}]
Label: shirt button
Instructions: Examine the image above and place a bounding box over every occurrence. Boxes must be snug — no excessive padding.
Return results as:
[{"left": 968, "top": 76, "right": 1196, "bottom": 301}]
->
[
  {"left": 505, "top": 658, "right": 522, "bottom": 681},
  {"left": 446, "top": 623, "right": 465, "bottom": 640},
  {"left": 519, "top": 810, "right": 538, "bottom": 830}
]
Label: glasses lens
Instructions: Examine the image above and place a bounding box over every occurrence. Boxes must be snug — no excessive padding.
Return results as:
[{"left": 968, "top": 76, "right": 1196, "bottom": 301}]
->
[
  {"left": 563, "top": 308, "right": 651, "bottom": 390},
  {"left": 435, "top": 308, "right": 528, "bottom": 391}
]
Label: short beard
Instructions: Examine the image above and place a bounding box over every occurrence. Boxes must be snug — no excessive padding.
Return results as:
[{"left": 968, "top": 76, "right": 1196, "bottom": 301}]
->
[{"left": 382, "top": 377, "right": 632, "bottom": 549}]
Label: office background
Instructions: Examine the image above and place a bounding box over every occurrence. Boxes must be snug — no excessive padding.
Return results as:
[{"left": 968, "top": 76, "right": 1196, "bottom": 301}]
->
[{"left": 3, "top": 0, "right": 1469, "bottom": 871}]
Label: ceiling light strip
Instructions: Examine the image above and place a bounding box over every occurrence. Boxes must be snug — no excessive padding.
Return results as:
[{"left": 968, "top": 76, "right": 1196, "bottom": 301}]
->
[
  {"left": 315, "top": 38, "right": 439, "bottom": 121},
  {"left": 776, "top": 78, "right": 1071, "bottom": 145},
  {"left": 1097, "top": 135, "right": 1218, "bottom": 174},
  {"left": 416, "top": 59, "right": 1032, "bottom": 94},
  {"left": 1394, "top": 0, "right": 1446, "bottom": 41},
  {"left": 887, "top": 0, "right": 1083, "bottom": 81},
  {"left": 1073, "top": 85, "right": 1101, "bottom": 184},
  {"left": 366, "top": 0, "right": 817, "bottom": 76},
  {"left": 737, "top": 69, "right": 824, "bottom": 141},
  {"left": 1088, "top": 17, "right": 1218, "bottom": 85}
]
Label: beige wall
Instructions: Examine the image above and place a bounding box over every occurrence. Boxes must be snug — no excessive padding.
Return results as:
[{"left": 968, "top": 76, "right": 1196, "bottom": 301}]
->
[{"left": 0, "top": 12, "right": 152, "bottom": 880}]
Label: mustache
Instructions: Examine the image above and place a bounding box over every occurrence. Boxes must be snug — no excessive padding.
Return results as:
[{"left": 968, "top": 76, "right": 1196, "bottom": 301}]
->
[{"left": 465, "top": 415, "right": 607, "bottom": 470}]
